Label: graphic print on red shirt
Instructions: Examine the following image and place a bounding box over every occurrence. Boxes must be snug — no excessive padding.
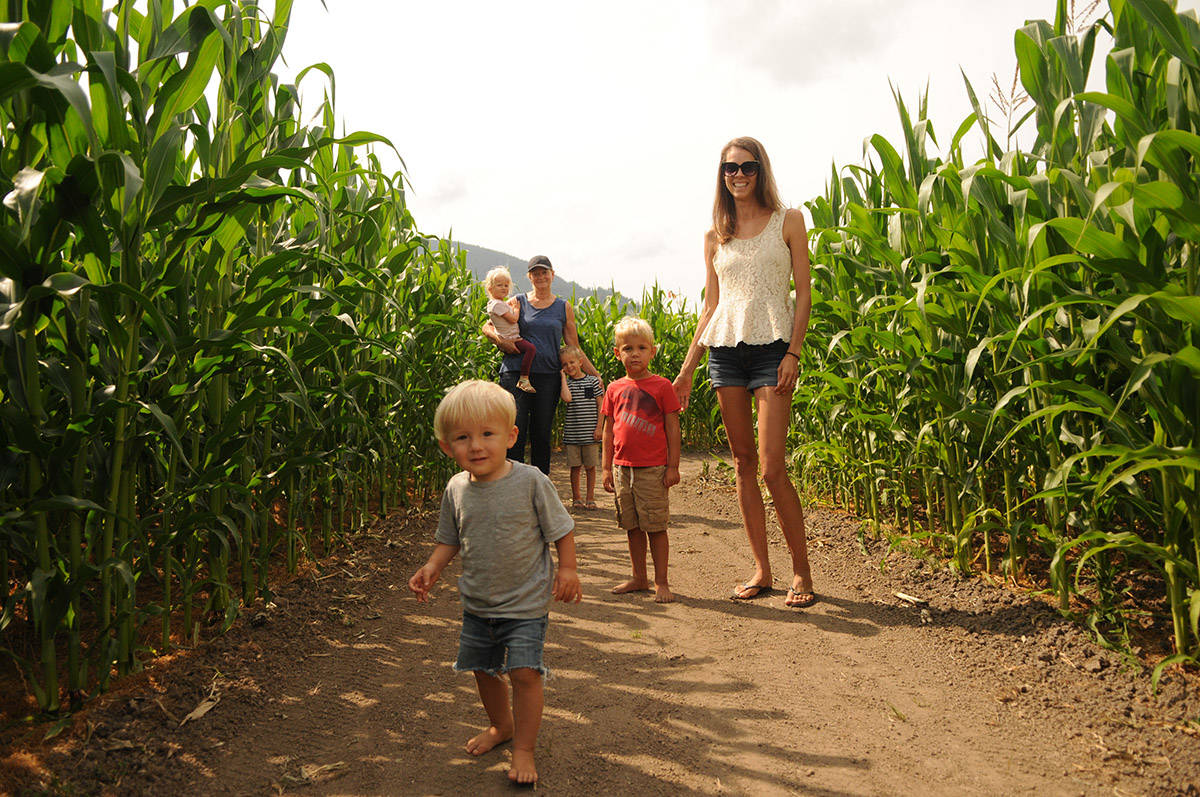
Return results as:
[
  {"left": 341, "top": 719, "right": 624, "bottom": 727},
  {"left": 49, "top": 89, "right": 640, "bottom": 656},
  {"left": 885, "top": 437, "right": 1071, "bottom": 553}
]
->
[{"left": 601, "top": 375, "right": 681, "bottom": 467}]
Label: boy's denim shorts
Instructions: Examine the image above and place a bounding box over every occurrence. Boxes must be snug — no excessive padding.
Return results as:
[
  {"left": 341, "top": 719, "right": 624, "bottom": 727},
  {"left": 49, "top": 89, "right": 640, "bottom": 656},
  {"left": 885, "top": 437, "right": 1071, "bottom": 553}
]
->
[
  {"left": 454, "top": 611, "right": 548, "bottom": 677},
  {"left": 707, "top": 339, "right": 789, "bottom": 391}
]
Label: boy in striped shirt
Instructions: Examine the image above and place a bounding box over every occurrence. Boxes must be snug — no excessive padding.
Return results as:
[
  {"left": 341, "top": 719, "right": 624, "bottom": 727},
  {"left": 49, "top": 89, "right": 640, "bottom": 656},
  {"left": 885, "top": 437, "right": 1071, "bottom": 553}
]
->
[{"left": 559, "top": 344, "right": 603, "bottom": 510}]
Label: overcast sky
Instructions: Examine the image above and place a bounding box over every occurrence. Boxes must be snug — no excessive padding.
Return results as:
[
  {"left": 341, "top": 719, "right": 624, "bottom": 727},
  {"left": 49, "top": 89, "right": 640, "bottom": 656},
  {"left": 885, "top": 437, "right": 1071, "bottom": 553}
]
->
[{"left": 278, "top": 0, "right": 1198, "bottom": 303}]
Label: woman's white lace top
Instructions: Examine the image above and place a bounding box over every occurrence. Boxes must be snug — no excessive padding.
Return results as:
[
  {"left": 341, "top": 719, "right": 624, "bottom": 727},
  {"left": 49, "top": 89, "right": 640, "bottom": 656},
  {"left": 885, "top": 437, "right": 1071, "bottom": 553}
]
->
[{"left": 699, "top": 209, "right": 795, "bottom": 347}]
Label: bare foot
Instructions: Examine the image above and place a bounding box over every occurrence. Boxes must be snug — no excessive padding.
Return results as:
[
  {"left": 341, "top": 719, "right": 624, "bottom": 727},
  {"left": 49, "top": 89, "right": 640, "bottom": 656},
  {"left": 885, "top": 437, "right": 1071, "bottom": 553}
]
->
[
  {"left": 509, "top": 748, "right": 538, "bottom": 784},
  {"left": 465, "top": 725, "right": 511, "bottom": 756},
  {"left": 611, "top": 579, "right": 651, "bottom": 594},
  {"left": 654, "top": 584, "right": 674, "bottom": 603}
]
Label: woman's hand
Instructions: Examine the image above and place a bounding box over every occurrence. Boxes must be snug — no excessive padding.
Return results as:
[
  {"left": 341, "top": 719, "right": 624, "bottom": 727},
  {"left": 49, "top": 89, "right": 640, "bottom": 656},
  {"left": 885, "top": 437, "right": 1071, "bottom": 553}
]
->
[
  {"left": 775, "top": 351, "right": 799, "bottom": 394},
  {"left": 672, "top": 372, "right": 693, "bottom": 412},
  {"left": 481, "top": 320, "right": 520, "bottom": 354}
]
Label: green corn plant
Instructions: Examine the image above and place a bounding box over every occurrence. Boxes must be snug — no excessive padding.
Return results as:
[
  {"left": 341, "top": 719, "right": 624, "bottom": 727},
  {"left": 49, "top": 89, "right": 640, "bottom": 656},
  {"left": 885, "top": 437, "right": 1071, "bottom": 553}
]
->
[
  {"left": 0, "top": 0, "right": 496, "bottom": 711},
  {"left": 797, "top": 0, "right": 1200, "bottom": 661}
]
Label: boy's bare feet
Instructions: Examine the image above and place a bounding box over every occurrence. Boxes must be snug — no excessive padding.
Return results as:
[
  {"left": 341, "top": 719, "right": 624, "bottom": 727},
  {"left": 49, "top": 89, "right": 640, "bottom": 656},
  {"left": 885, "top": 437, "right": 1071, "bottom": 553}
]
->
[
  {"left": 654, "top": 584, "right": 674, "bottom": 603},
  {"left": 509, "top": 748, "right": 538, "bottom": 784},
  {"left": 465, "top": 725, "right": 511, "bottom": 756},
  {"left": 611, "top": 578, "right": 651, "bottom": 594}
]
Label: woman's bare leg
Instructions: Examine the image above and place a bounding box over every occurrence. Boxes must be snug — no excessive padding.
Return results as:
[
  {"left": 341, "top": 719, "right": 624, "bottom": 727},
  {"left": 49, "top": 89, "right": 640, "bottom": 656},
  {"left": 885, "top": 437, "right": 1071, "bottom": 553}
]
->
[
  {"left": 716, "top": 387, "right": 772, "bottom": 594},
  {"left": 754, "top": 386, "right": 813, "bottom": 599}
]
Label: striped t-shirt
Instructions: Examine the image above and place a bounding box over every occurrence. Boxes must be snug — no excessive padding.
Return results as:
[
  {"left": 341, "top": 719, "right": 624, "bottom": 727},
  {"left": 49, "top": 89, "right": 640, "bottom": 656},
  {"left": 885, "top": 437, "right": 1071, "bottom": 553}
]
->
[{"left": 563, "top": 374, "right": 603, "bottom": 445}]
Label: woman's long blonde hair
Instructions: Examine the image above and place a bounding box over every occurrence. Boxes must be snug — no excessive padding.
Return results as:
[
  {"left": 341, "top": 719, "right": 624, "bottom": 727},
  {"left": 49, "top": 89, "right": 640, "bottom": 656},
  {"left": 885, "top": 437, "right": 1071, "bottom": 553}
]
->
[{"left": 712, "top": 136, "right": 783, "bottom": 244}]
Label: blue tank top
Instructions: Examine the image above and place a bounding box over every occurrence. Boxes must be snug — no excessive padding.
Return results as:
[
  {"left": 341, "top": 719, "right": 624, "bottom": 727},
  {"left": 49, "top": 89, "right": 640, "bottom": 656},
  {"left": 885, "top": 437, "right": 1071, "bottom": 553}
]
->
[{"left": 500, "top": 295, "right": 566, "bottom": 375}]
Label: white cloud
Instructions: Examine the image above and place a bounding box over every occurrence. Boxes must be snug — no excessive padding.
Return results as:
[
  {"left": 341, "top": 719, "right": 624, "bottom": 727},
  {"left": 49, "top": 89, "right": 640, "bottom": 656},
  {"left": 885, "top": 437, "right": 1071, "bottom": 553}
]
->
[{"left": 705, "top": 0, "right": 895, "bottom": 84}]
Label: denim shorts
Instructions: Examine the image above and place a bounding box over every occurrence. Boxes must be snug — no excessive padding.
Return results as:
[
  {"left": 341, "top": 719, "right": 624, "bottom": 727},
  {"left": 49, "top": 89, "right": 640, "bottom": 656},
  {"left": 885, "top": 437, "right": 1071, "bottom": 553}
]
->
[
  {"left": 454, "top": 611, "right": 549, "bottom": 677},
  {"left": 707, "top": 339, "right": 789, "bottom": 390}
]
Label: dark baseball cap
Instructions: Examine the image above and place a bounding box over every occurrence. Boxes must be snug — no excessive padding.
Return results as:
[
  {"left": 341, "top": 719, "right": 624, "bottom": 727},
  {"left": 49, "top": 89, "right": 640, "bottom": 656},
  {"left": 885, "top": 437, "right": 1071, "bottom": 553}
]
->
[{"left": 527, "top": 255, "right": 553, "bottom": 272}]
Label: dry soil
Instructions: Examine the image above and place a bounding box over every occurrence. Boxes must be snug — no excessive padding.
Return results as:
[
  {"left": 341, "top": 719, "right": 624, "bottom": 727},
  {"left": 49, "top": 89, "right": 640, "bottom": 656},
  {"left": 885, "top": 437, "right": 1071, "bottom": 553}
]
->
[{"left": 2, "top": 452, "right": 1198, "bottom": 796}]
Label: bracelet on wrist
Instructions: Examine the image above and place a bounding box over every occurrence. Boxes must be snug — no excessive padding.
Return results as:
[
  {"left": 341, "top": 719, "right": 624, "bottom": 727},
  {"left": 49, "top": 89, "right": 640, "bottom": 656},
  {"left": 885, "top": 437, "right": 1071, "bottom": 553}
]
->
[{"left": 784, "top": 350, "right": 801, "bottom": 361}]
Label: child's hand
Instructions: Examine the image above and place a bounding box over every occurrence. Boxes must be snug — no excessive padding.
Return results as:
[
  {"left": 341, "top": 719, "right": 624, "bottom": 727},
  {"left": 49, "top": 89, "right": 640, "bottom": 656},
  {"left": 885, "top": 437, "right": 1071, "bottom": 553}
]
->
[
  {"left": 552, "top": 567, "right": 582, "bottom": 603},
  {"left": 408, "top": 565, "right": 440, "bottom": 602},
  {"left": 603, "top": 469, "right": 615, "bottom": 493},
  {"left": 664, "top": 465, "right": 680, "bottom": 488},
  {"left": 592, "top": 423, "right": 603, "bottom": 442}
]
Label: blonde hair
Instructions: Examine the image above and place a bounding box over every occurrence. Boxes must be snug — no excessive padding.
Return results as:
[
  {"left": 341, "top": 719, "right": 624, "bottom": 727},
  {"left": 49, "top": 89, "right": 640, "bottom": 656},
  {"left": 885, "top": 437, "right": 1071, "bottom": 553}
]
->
[
  {"left": 559, "top": 343, "right": 583, "bottom": 360},
  {"left": 434, "top": 380, "right": 516, "bottom": 442},
  {"left": 484, "top": 266, "right": 512, "bottom": 295},
  {"left": 712, "top": 136, "right": 784, "bottom": 245},
  {"left": 613, "top": 316, "right": 655, "bottom": 346}
]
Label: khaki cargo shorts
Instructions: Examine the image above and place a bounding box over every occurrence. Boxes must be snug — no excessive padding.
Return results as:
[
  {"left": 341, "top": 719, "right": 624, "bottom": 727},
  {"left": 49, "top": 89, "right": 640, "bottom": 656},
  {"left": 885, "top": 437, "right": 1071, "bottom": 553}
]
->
[
  {"left": 613, "top": 464, "right": 670, "bottom": 533},
  {"left": 565, "top": 443, "right": 600, "bottom": 468}
]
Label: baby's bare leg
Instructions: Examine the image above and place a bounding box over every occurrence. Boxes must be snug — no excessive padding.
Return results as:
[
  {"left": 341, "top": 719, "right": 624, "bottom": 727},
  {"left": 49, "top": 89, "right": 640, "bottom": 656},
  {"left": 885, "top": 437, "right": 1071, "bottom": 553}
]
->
[
  {"left": 467, "top": 671, "right": 513, "bottom": 755},
  {"left": 507, "top": 667, "right": 543, "bottom": 784},
  {"left": 611, "top": 529, "right": 651, "bottom": 593},
  {"left": 647, "top": 530, "right": 672, "bottom": 603}
]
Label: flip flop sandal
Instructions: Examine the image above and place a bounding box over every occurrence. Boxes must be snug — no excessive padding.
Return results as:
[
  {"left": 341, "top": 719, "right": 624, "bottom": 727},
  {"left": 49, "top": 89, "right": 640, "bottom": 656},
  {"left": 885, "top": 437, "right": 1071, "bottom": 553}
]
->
[
  {"left": 585, "top": 501, "right": 598, "bottom": 510},
  {"left": 730, "top": 583, "right": 773, "bottom": 600},
  {"left": 785, "top": 587, "right": 818, "bottom": 608}
]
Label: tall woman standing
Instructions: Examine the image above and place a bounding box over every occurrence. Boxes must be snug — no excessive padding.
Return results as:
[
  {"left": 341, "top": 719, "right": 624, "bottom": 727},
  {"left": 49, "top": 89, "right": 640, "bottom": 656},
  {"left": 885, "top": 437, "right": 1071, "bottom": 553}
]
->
[
  {"left": 673, "top": 137, "right": 816, "bottom": 608},
  {"left": 484, "top": 255, "right": 599, "bottom": 475}
]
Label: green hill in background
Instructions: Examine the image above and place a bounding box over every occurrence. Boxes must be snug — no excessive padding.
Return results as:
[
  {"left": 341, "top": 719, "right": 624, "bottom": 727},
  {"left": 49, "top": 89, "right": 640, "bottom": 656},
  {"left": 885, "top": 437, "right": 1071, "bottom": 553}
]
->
[{"left": 451, "top": 241, "right": 622, "bottom": 303}]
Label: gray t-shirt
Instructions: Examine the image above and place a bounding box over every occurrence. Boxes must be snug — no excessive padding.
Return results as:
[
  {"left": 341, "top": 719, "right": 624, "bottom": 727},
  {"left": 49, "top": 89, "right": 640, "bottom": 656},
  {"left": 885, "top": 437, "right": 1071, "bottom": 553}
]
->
[{"left": 436, "top": 461, "right": 574, "bottom": 618}]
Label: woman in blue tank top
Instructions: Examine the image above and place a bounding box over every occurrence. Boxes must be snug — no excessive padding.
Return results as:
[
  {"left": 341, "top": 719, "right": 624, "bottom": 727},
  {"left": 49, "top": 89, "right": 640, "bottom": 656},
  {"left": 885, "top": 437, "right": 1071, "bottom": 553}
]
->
[{"left": 483, "top": 255, "right": 600, "bottom": 474}]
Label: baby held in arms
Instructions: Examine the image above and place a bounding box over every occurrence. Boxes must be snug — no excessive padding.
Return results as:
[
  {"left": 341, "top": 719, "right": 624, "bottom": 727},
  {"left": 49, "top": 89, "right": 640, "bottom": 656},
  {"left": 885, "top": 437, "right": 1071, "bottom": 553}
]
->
[{"left": 485, "top": 266, "right": 537, "bottom": 393}]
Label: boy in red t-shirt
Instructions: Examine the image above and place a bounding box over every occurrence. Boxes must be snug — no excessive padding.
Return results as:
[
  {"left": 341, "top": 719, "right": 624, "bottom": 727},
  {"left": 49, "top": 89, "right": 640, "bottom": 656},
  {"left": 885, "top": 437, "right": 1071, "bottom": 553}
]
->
[{"left": 601, "top": 316, "right": 682, "bottom": 603}]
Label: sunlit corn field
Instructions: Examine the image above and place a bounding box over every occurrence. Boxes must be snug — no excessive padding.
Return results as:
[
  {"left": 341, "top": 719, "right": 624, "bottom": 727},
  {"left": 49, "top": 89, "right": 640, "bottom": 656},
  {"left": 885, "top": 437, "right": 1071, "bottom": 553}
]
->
[
  {"left": 796, "top": 0, "right": 1200, "bottom": 676},
  {"left": 0, "top": 0, "right": 496, "bottom": 712},
  {"left": 3, "top": 0, "right": 1199, "bottom": 715}
]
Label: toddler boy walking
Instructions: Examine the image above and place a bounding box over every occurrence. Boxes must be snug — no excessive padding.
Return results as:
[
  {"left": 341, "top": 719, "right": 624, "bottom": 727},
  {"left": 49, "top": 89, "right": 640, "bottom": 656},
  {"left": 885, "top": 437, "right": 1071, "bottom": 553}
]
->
[
  {"left": 601, "top": 317, "right": 681, "bottom": 603},
  {"left": 559, "top": 344, "right": 603, "bottom": 510},
  {"left": 408, "top": 380, "right": 581, "bottom": 785}
]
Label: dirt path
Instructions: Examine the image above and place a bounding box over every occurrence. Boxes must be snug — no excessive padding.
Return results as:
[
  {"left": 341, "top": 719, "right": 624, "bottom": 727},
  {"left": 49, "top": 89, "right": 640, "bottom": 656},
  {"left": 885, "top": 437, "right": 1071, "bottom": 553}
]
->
[{"left": 3, "top": 453, "right": 1197, "bottom": 796}]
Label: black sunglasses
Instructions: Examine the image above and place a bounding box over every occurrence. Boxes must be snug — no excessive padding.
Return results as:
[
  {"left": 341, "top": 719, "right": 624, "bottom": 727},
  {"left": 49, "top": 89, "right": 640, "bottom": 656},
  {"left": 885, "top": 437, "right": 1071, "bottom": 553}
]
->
[{"left": 721, "top": 160, "right": 760, "bottom": 177}]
